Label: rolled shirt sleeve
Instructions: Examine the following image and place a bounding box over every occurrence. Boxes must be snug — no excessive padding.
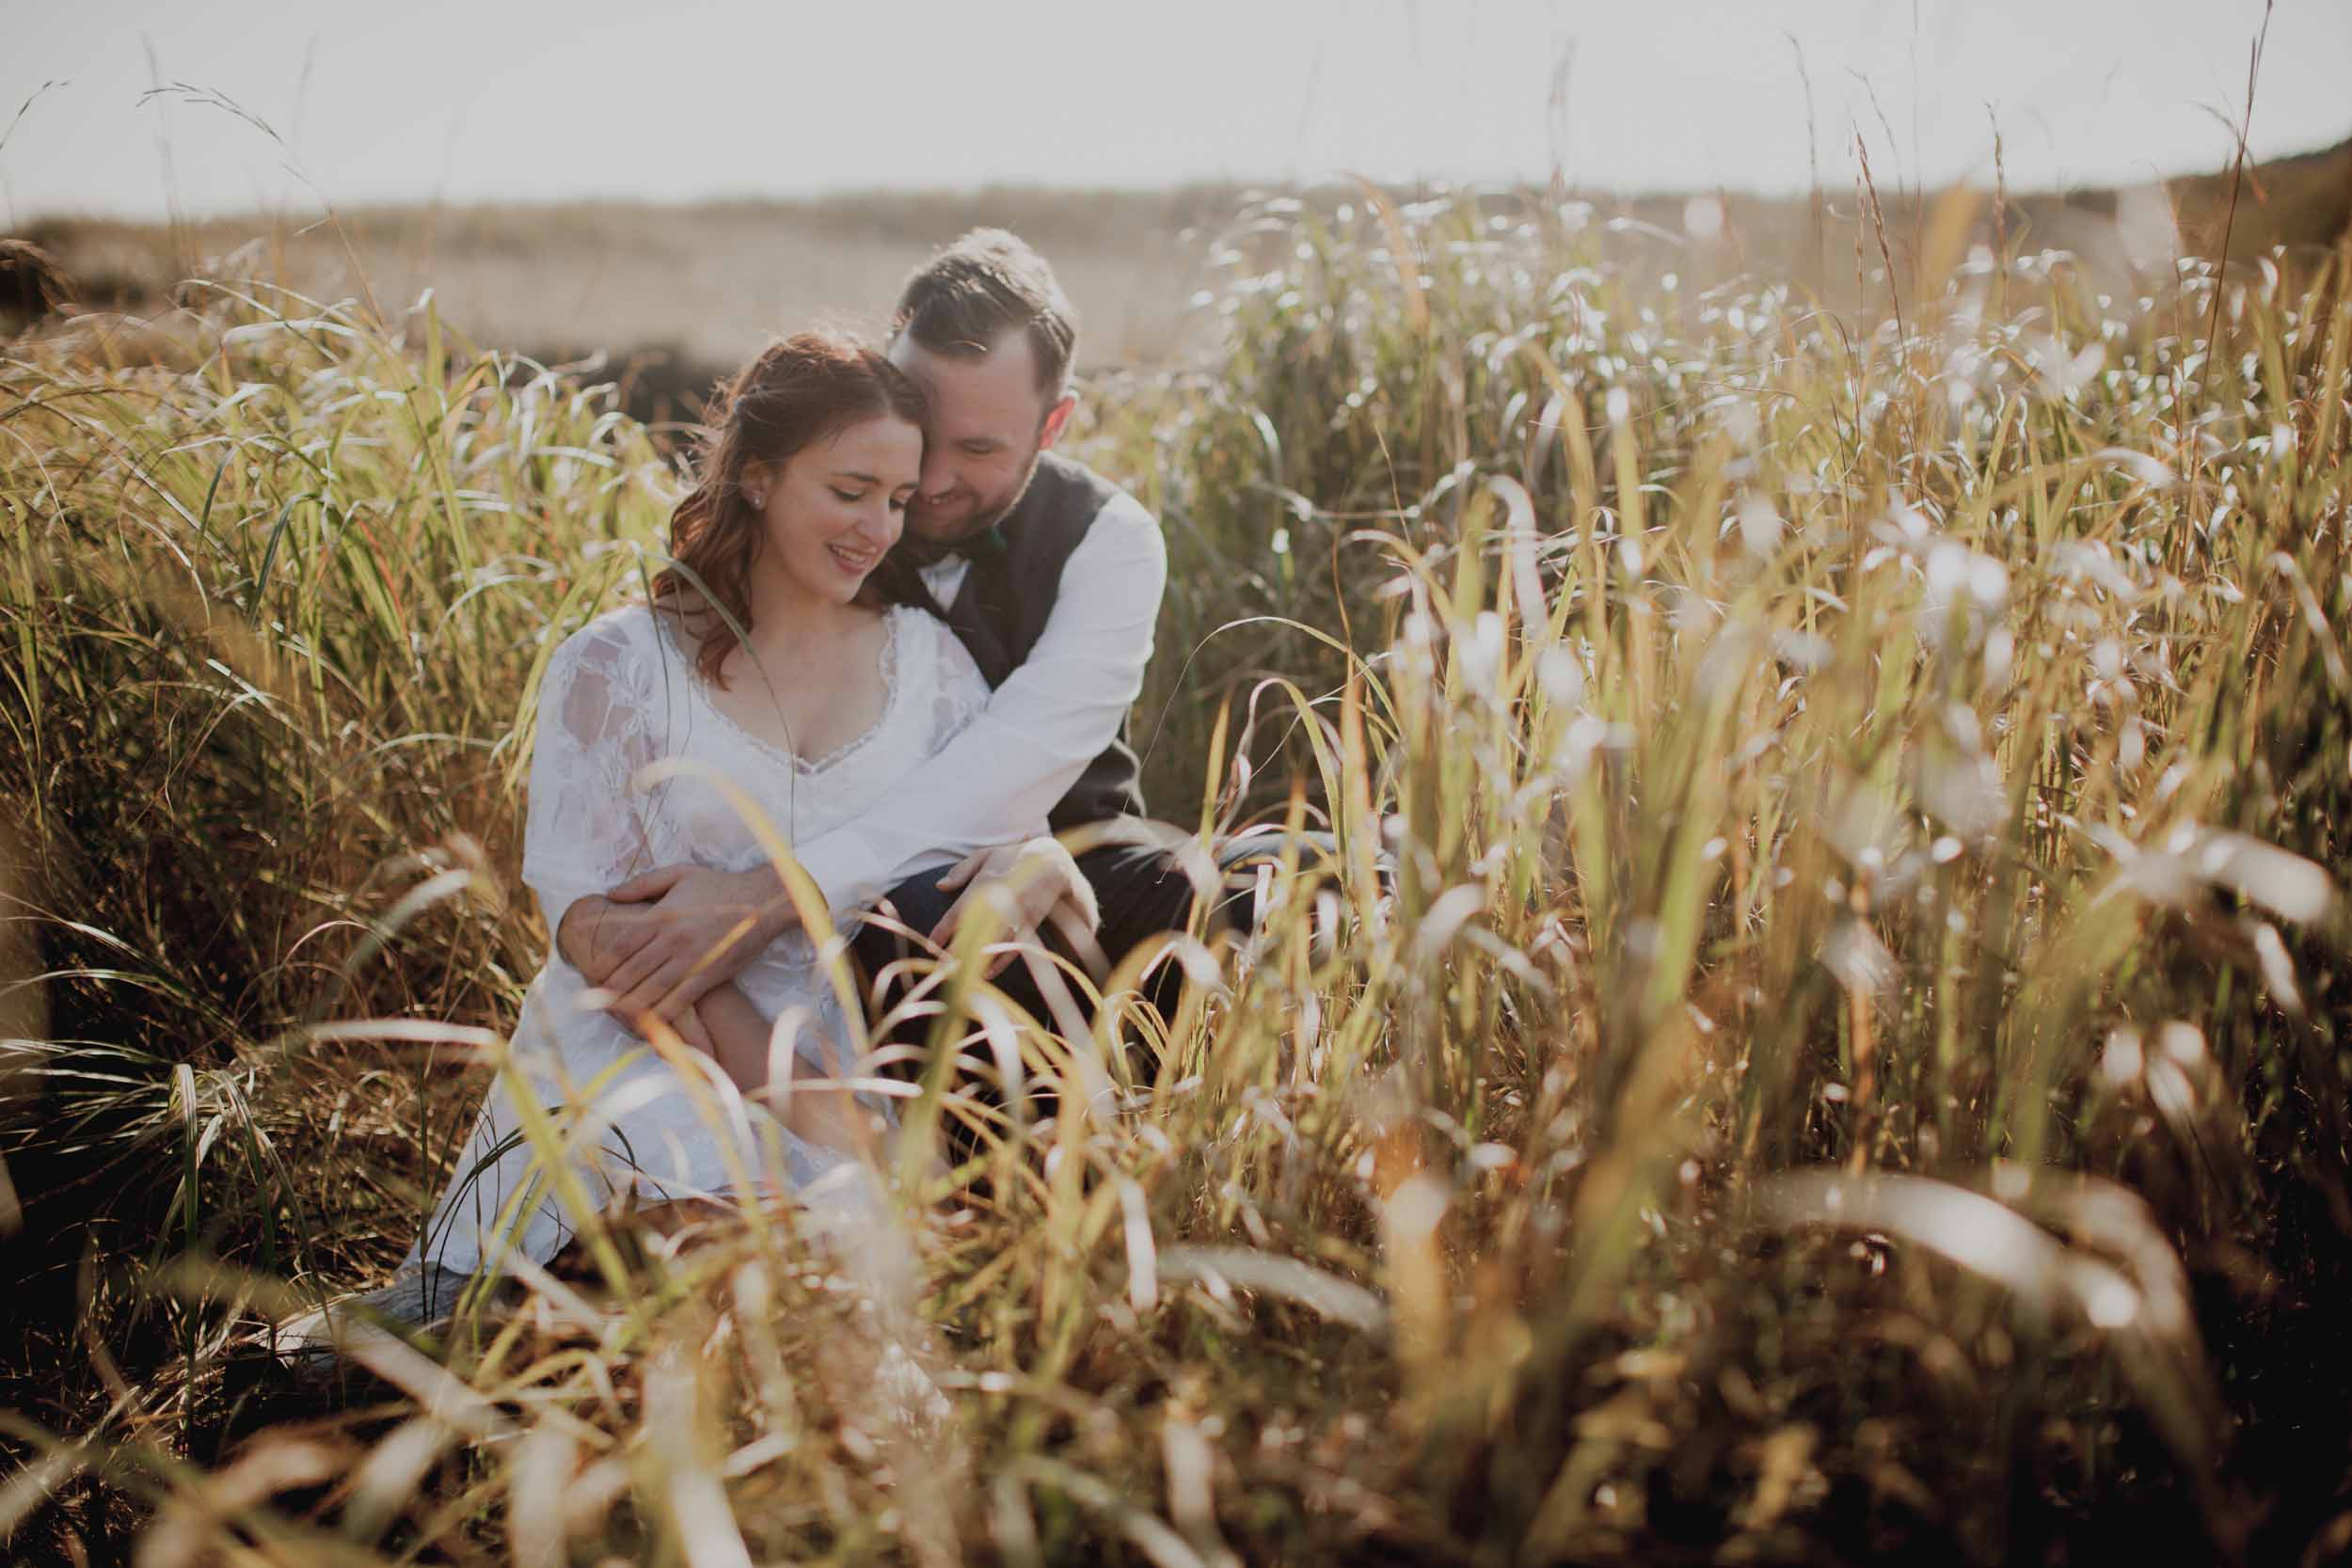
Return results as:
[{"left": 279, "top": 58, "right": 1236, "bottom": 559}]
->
[{"left": 790, "top": 489, "right": 1168, "bottom": 918}]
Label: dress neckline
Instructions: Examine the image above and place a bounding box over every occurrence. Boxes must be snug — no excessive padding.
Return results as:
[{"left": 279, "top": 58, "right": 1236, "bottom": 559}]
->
[{"left": 650, "top": 603, "right": 906, "bottom": 778}]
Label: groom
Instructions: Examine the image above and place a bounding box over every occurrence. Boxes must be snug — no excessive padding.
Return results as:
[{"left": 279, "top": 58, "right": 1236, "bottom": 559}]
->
[{"left": 559, "top": 228, "right": 1213, "bottom": 1047}]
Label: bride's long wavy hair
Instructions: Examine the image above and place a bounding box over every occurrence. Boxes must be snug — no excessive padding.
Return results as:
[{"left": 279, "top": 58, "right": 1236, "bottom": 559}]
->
[{"left": 653, "top": 332, "right": 932, "bottom": 687}]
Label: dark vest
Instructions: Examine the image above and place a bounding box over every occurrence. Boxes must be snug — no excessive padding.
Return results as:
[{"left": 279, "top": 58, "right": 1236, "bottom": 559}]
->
[{"left": 940, "top": 452, "right": 1149, "bottom": 830}]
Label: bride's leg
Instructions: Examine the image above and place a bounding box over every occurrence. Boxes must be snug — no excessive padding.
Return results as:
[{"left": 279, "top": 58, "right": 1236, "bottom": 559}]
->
[
  {"left": 693, "top": 983, "right": 882, "bottom": 1162},
  {"left": 686, "top": 981, "right": 770, "bottom": 1096}
]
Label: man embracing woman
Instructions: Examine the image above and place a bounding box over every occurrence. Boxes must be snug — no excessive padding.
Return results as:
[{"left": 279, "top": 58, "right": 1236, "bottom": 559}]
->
[{"left": 384, "top": 230, "right": 1267, "bottom": 1309}]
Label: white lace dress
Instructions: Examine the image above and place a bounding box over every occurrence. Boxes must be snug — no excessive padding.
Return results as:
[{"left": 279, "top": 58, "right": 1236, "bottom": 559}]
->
[{"left": 405, "top": 600, "right": 995, "bottom": 1278}]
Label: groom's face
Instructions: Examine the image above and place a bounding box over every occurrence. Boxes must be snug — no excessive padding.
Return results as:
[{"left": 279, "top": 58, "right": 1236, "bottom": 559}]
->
[{"left": 891, "top": 329, "right": 1073, "bottom": 544}]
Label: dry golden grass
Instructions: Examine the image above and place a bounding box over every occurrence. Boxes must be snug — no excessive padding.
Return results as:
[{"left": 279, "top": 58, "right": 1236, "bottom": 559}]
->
[{"left": 1, "top": 161, "right": 2349, "bottom": 1564}]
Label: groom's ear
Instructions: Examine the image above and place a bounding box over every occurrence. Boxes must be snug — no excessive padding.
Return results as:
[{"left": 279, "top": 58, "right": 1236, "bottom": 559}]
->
[{"left": 1039, "top": 394, "right": 1076, "bottom": 451}]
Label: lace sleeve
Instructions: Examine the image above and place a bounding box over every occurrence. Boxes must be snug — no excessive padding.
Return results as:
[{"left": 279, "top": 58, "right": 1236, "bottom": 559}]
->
[
  {"left": 522, "top": 615, "right": 661, "bottom": 949},
  {"left": 924, "top": 612, "right": 993, "bottom": 751}
]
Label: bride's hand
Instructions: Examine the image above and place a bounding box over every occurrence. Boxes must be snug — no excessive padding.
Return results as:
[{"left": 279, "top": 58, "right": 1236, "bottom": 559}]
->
[
  {"left": 590, "top": 864, "right": 800, "bottom": 1031},
  {"left": 929, "top": 837, "right": 1099, "bottom": 978}
]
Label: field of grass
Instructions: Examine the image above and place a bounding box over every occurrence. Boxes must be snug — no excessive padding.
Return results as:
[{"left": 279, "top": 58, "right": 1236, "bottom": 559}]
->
[{"left": 2, "top": 181, "right": 2349, "bottom": 1565}]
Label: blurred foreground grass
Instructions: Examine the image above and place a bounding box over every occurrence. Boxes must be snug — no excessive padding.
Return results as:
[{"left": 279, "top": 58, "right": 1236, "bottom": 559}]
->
[{"left": 1, "top": 190, "right": 2348, "bottom": 1565}]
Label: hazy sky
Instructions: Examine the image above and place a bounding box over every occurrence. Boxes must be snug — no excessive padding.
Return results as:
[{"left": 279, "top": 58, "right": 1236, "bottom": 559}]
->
[{"left": 4, "top": 0, "right": 2346, "bottom": 223}]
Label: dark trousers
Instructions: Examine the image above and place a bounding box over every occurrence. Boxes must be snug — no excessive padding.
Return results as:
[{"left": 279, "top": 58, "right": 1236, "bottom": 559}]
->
[{"left": 849, "top": 826, "right": 1336, "bottom": 1127}]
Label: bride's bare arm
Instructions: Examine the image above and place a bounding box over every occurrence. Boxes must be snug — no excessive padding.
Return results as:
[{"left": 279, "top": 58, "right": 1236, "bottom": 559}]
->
[
  {"left": 680, "top": 981, "right": 765, "bottom": 1095},
  {"left": 690, "top": 984, "right": 880, "bottom": 1161}
]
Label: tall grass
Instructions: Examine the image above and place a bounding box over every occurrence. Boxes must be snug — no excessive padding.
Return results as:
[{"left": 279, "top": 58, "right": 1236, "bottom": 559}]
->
[{"left": 2, "top": 188, "right": 2347, "bottom": 1564}]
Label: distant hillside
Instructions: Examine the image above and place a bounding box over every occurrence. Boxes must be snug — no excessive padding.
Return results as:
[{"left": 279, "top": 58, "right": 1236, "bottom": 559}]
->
[
  {"left": 1597, "top": 128, "right": 2349, "bottom": 293},
  {"left": 2169, "top": 131, "right": 2352, "bottom": 259},
  {"left": 10, "top": 131, "right": 2347, "bottom": 420},
  {"left": 12, "top": 186, "right": 1247, "bottom": 378}
]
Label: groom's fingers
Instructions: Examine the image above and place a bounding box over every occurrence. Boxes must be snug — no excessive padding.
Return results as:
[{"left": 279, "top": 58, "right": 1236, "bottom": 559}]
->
[
  {"left": 929, "top": 884, "right": 978, "bottom": 947},
  {"left": 1013, "top": 844, "right": 1094, "bottom": 933},
  {"left": 1046, "top": 901, "right": 1104, "bottom": 973},
  {"left": 598, "top": 931, "right": 679, "bottom": 1017},
  {"left": 610, "top": 957, "right": 693, "bottom": 1030},
  {"left": 934, "top": 851, "right": 987, "bottom": 893},
  {"left": 659, "top": 962, "right": 729, "bottom": 1021},
  {"left": 609, "top": 864, "right": 690, "bottom": 904},
  {"left": 1056, "top": 873, "right": 1102, "bottom": 935},
  {"left": 596, "top": 922, "right": 692, "bottom": 1020},
  {"left": 931, "top": 872, "right": 1029, "bottom": 949},
  {"left": 589, "top": 907, "right": 669, "bottom": 983},
  {"left": 608, "top": 921, "right": 756, "bottom": 1028}
]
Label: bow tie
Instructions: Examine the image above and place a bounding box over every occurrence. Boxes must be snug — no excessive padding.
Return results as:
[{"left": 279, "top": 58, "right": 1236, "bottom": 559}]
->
[{"left": 904, "top": 523, "right": 1009, "bottom": 568}]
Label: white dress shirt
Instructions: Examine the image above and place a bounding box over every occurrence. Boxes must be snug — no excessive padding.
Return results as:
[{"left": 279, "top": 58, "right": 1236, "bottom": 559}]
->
[{"left": 788, "top": 483, "right": 1168, "bottom": 918}]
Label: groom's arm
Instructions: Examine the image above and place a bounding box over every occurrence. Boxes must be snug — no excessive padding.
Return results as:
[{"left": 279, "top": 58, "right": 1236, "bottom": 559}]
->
[
  {"left": 558, "top": 867, "right": 787, "bottom": 1004},
  {"left": 793, "top": 490, "right": 1167, "bottom": 916},
  {"left": 560, "top": 491, "right": 1166, "bottom": 1014}
]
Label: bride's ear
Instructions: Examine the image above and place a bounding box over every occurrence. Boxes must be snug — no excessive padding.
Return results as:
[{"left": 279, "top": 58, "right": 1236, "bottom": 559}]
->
[
  {"left": 739, "top": 459, "right": 776, "bottom": 510},
  {"left": 1040, "top": 394, "right": 1076, "bottom": 451}
]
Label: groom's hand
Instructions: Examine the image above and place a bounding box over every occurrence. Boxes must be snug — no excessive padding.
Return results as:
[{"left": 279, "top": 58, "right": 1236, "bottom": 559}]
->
[
  {"left": 557, "top": 895, "right": 638, "bottom": 985},
  {"left": 930, "top": 838, "right": 1100, "bottom": 979},
  {"left": 574, "top": 864, "right": 797, "bottom": 1029}
]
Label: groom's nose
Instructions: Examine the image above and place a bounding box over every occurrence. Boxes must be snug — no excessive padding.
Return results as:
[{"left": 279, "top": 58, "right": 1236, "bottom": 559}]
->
[{"left": 918, "top": 448, "right": 960, "bottom": 501}]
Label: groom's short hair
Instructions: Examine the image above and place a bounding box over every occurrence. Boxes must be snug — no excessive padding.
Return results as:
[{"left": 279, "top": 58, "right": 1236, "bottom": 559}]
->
[{"left": 894, "top": 229, "right": 1077, "bottom": 404}]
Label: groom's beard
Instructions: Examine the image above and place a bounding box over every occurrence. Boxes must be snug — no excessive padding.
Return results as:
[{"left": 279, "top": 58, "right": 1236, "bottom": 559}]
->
[{"left": 910, "top": 446, "right": 1044, "bottom": 545}]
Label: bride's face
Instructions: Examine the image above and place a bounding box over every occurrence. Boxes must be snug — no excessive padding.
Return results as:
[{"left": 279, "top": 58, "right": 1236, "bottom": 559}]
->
[{"left": 748, "top": 413, "right": 922, "bottom": 605}]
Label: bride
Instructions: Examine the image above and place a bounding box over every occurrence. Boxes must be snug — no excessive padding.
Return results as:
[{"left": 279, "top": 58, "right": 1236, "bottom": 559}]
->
[{"left": 397, "top": 331, "right": 1061, "bottom": 1291}]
